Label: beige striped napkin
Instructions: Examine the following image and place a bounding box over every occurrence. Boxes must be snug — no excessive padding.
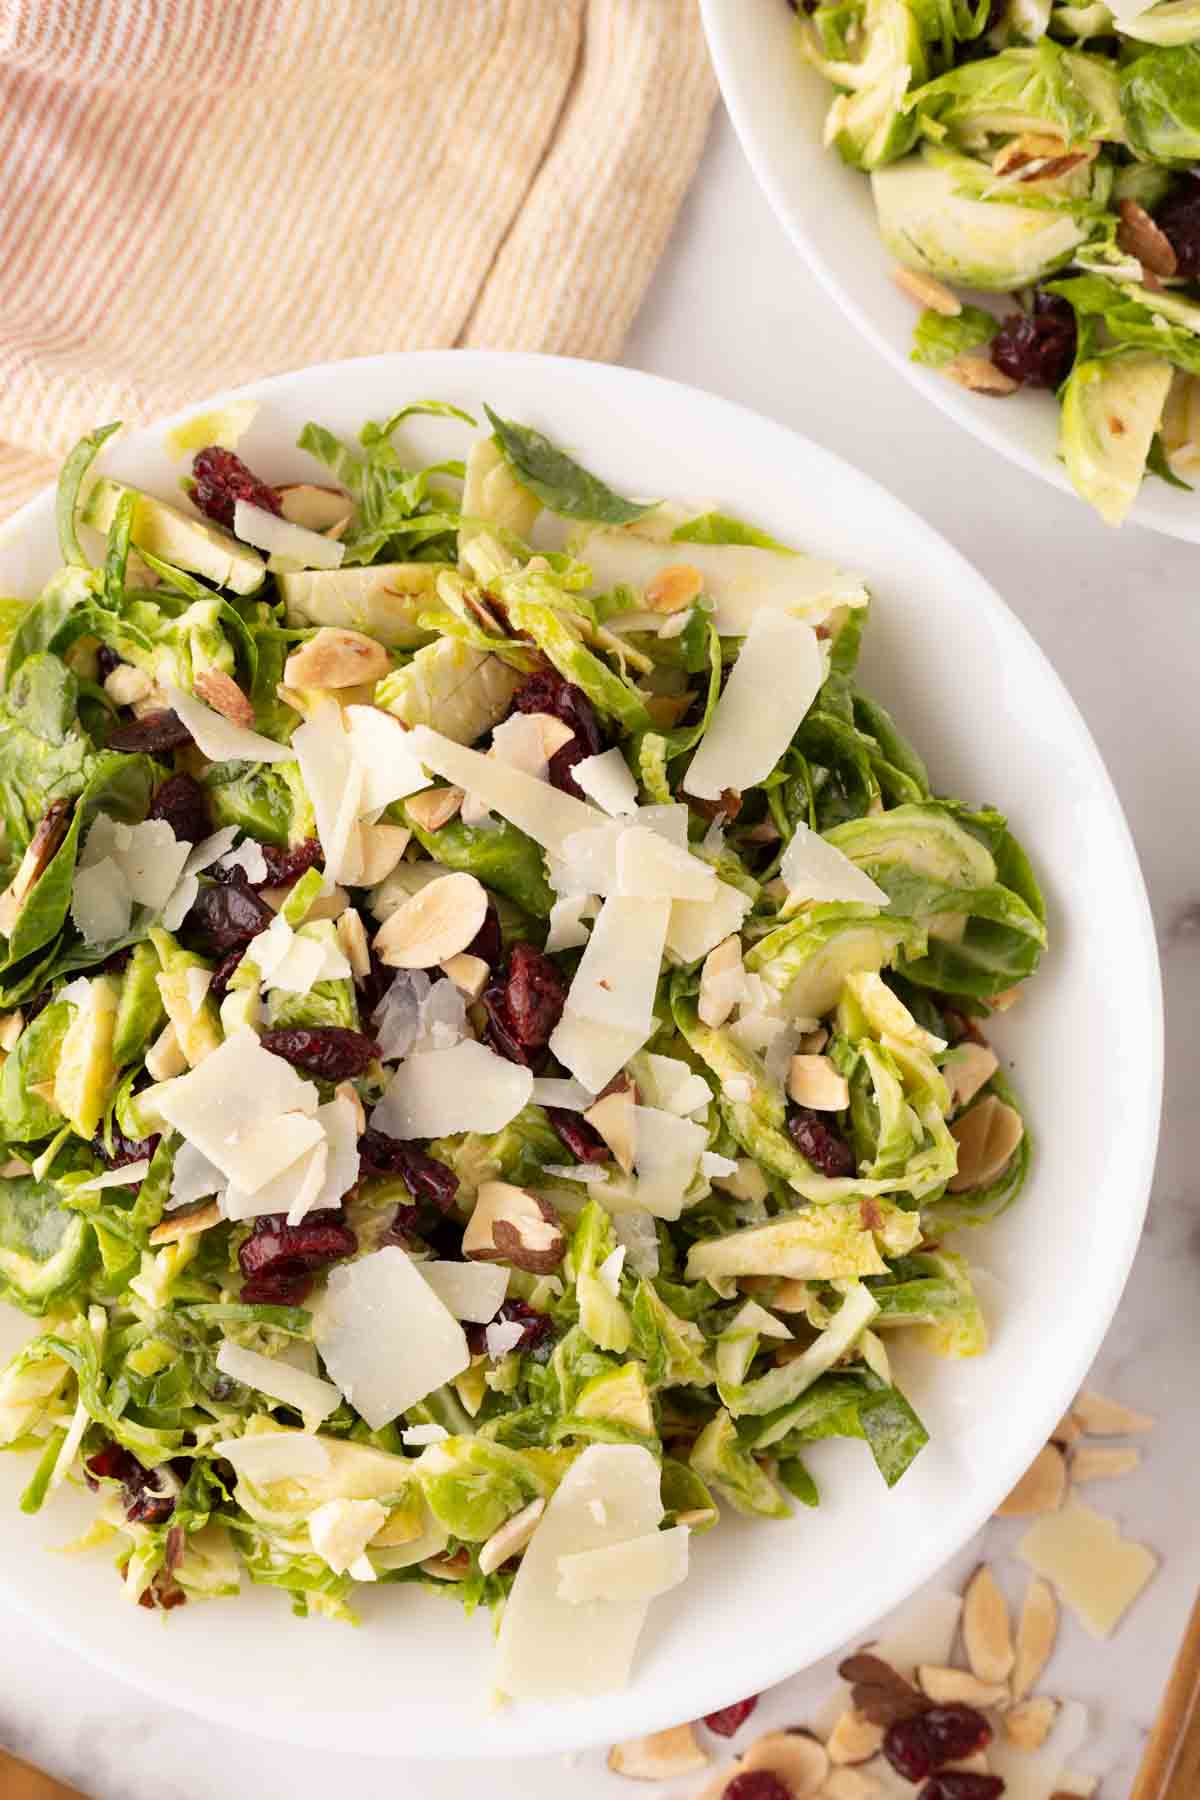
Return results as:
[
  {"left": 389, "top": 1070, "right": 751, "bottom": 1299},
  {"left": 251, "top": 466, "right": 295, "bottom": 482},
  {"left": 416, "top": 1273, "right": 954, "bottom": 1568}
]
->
[{"left": 0, "top": 0, "right": 716, "bottom": 522}]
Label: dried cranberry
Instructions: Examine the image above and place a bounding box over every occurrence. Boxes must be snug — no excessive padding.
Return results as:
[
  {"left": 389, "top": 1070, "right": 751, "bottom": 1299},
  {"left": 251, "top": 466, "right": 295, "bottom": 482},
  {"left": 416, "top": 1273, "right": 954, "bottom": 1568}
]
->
[
  {"left": 147, "top": 772, "right": 211, "bottom": 844},
  {"left": 481, "top": 979, "right": 534, "bottom": 1066},
  {"left": 704, "top": 1696, "right": 759, "bottom": 1738},
  {"left": 723, "top": 1774, "right": 791, "bottom": 1800},
  {"left": 238, "top": 1209, "right": 357, "bottom": 1306},
  {"left": 95, "top": 1127, "right": 160, "bottom": 1172},
  {"left": 259, "top": 1026, "right": 379, "bottom": 1080},
  {"left": 1157, "top": 174, "right": 1200, "bottom": 280},
  {"left": 138, "top": 1568, "right": 187, "bottom": 1610},
  {"left": 918, "top": 1778, "right": 1004, "bottom": 1800},
  {"left": 96, "top": 645, "right": 122, "bottom": 682},
  {"left": 209, "top": 946, "right": 246, "bottom": 999},
  {"left": 191, "top": 446, "right": 281, "bottom": 531},
  {"left": 259, "top": 838, "right": 323, "bottom": 886},
  {"left": 513, "top": 669, "right": 602, "bottom": 798},
  {"left": 787, "top": 1107, "right": 855, "bottom": 1178},
  {"left": 546, "top": 1107, "right": 610, "bottom": 1163},
  {"left": 465, "top": 1298, "right": 555, "bottom": 1356},
  {"left": 108, "top": 708, "right": 194, "bottom": 753},
  {"left": 883, "top": 1707, "right": 992, "bottom": 1782},
  {"left": 184, "top": 875, "right": 274, "bottom": 954},
  {"left": 505, "top": 943, "right": 566, "bottom": 1047},
  {"left": 100, "top": 946, "right": 133, "bottom": 974},
  {"left": 465, "top": 899, "right": 503, "bottom": 969},
  {"left": 358, "top": 1129, "right": 459, "bottom": 1210},
  {"left": 85, "top": 1443, "right": 175, "bottom": 1525},
  {"left": 991, "top": 292, "right": 1076, "bottom": 389}
]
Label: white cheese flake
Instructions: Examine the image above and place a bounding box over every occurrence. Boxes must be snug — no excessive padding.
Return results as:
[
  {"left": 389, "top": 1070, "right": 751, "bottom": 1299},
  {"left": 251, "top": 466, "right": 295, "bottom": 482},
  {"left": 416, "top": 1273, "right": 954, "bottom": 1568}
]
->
[
  {"left": 182, "top": 825, "right": 241, "bottom": 877},
  {"left": 485, "top": 1319, "right": 528, "bottom": 1361},
  {"left": 410, "top": 725, "right": 605, "bottom": 857},
  {"left": 234, "top": 498, "right": 346, "bottom": 569},
  {"left": 343, "top": 705, "right": 431, "bottom": 814},
  {"left": 639, "top": 1055, "right": 712, "bottom": 1118},
  {"left": 631, "top": 1106, "right": 709, "bottom": 1220},
  {"left": 74, "top": 1160, "right": 151, "bottom": 1192},
  {"left": 780, "top": 821, "right": 889, "bottom": 908},
  {"left": 545, "top": 893, "right": 594, "bottom": 953},
  {"left": 556, "top": 1524, "right": 690, "bottom": 1606},
  {"left": 215, "top": 1342, "right": 341, "bottom": 1424},
  {"left": 683, "top": 611, "right": 823, "bottom": 800},
  {"left": 558, "top": 895, "right": 669, "bottom": 1036},
  {"left": 166, "top": 1140, "right": 225, "bottom": 1210},
  {"left": 419, "top": 1259, "right": 509, "bottom": 1322},
  {"left": 401, "top": 1423, "right": 449, "bottom": 1447},
  {"left": 212, "top": 1431, "right": 331, "bottom": 1484},
  {"left": 218, "top": 839, "right": 269, "bottom": 884},
  {"left": 373, "top": 1038, "right": 533, "bottom": 1139},
  {"left": 665, "top": 879, "right": 752, "bottom": 965},
  {"left": 530, "top": 1077, "right": 595, "bottom": 1112},
  {"left": 313, "top": 1247, "right": 470, "bottom": 1429},
  {"left": 220, "top": 1111, "right": 325, "bottom": 1198},
  {"left": 293, "top": 698, "right": 362, "bottom": 885},
  {"left": 1018, "top": 1497, "right": 1158, "bottom": 1639},
  {"left": 154, "top": 1028, "right": 318, "bottom": 1172},
  {"left": 615, "top": 827, "right": 717, "bottom": 902},
  {"left": 70, "top": 857, "right": 133, "bottom": 945},
  {"left": 308, "top": 1498, "right": 388, "bottom": 1576},
  {"left": 166, "top": 684, "right": 294, "bottom": 763},
  {"left": 573, "top": 748, "right": 638, "bottom": 817}
]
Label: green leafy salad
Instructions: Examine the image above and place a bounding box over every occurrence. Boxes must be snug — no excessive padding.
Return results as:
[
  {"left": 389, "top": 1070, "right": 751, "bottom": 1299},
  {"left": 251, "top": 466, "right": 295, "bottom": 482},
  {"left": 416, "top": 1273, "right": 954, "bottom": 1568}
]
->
[
  {"left": 790, "top": 0, "right": 1200, "bottom": 523},
  {"left": 0, "top": 399, "right": 1044, "bottom": 1700}
]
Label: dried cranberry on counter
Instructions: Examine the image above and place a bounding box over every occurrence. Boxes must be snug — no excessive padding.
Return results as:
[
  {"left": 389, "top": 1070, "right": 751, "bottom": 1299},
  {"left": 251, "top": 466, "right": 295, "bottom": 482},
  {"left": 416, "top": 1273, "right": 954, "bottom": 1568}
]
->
[
  {"left": 723, "top": 1774, "right": 791, "bottom": 1800},
  {"left": 546, "top": 1107, "right": 609, "bottom": 1164},
  {"left": 147, "top": 772, "right": 211, "bottom": 844},
  {"left": 259, "top": 1026, "right": 379, "bottom": 1080},
  {"left": 238, "top": 1210, "right": 357, "bottom": 1306},
  {"left": 787, "top": 1107, "right": 855, "bottom": 1178},
  {"left": 191, "top": 446, "right": 281, "bottom": 530},
  {"left": 990, "top": 291, "right": 1076, "bottom": 389},
  {"left": 1157, "top": 174, "right": 1200, "bottom": 280},
  {"left": 703, "top": 1697, "right": 759, "bottom": 1738},
  {"left": 184, "top": 875, "right": 274, "bottom": 954},
  {"left": 918, "top": 1778, "right": 1004, "bottom": 1800},
  {"left": 108, "top": 709, "right": 194, "bottom": 754},
  {"left": 464, "top": 1298, "right": 555, "bottom": 1357},
  {"left": 883, "top": 1706, "right": 993, "bottom": 1782},
  {"left": 259, "top": 838, "right": 323, "bottom": 887},
  {"left": 513, "top": 669, "right": 603, "bottom": 797}
]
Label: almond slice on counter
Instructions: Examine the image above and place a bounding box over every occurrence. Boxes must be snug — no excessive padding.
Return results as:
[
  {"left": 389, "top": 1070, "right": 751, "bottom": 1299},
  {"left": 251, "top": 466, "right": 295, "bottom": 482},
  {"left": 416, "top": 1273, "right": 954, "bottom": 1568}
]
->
[
  {"left": 1070, "top": 1446, "right": 1141, "bottom": 1484},
  {"left": 740, "top": 1729, "right": 829, "bottom": 1797},
  {"left": 995, "top": 1444, "right": 1067, "bottom": 1518},
  {"left": 826, "top": 1708, "right": 886, "bottom": 1766},
  {"left": 608, "top": 1723, "right": 710, "bottom": 1780},
  {"left": 917, "top": 1665, "right": 1009, "bottom": 1708},
  {"left": 963, "top": 1564, "right": 1014, "bottom": 1684},
  {"left": 1012, "top": 1577, "right": 1059, "bottom": 1702},
  {"left": 1050, "top": 1410, "right": 1082, "bottom": 1447},
  {"left": 1071, "top": 1389, "right": 1155, "bottom": 1436},
  {"left": 373, "top": 870, "right": 488, "bottom": 968},
  {"left": 1004, "top": 1697, "right": 1059, "bottom": 1751}
]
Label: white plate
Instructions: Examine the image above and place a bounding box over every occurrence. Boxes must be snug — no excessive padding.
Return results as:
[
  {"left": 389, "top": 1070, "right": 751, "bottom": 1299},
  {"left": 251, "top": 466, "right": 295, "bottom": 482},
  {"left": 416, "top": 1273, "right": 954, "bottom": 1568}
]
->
[
  {"left": 0, "top": 351, "right": 1161, "bottom": 1757},
  {"left": 702, "top": 0, "right": 1200, "bottom": 543}
]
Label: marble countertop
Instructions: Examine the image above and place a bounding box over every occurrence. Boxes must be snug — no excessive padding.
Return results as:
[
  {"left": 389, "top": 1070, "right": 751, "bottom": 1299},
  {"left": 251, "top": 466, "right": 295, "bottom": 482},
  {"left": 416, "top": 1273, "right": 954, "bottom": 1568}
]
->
[{"left": 3, "top": 110, "right": 1196, "bottom": 1800}]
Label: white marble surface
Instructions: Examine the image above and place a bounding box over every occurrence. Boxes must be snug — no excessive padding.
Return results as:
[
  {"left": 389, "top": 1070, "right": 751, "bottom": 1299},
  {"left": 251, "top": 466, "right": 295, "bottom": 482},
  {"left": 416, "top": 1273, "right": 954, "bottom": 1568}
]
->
[{"left": 3, "top": 111, "right": 1197, "bottom": 1800}]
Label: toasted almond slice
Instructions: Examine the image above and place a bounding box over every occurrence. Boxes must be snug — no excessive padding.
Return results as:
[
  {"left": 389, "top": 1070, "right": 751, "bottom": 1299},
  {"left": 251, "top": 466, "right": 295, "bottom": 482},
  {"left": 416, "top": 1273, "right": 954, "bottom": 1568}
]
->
[
  {"left": 1004, "top": 1697, "right": 1059, "bottom": 1751},
  {"left": 823, "top": 1772, "right": 880, "bottom": 1800},
  {"left": 740, "top": 1730, "right": 829, "bottom": 1796},
  {"left": 892, "top": 265, "right": 962, "bottom": 316},
  {"left": 405, "top": 786, "right": 464, "bottom": 832},
  {"left": 787, "top": 1053, "right": 850, "bottom": 1112},
  {"left": 1012, "top": 1577, "right": 1058, "bottom": 1701},
  {"left": 797, "top": 1025, "right": 828, "bottom": 1054},
  {"left": 278, "top": 483, "right": 354, "bottom": 536},
  {"left": 463, "top": 1181, "right": 566, "bottom": 1274},
  {"left": 1072, "top": 1389, "right": 1155, "bottom": 1436},
  {"left": 103, "top": 663, "right": 153, "bottom": 706},
  {"left": 145, "top": 1021, "right": 188, "bottom": 1082},
  {"left": 284, "top": 627, "right": 391, "bottom": 690},
  {"left": 335, "top": 1079, "right": 366, "bottom": 1134},
  {"left": 357, "top": 821, "right": 412, "bottom": 887},
  {"left": 335, "top": 907, "right": 371, "bottom": 980},
  {"left": 963, "top": 1564, "right": 1014, "bottom": 1684},
  {"left": 149, "top": 1200, "right": 222, "bottom": 1245},
  {"left": 943, "top": 1041, "right": 998, "bottom": 1113},
  {"left": 421, "top": 1549, "right": 471, "bottom": 1581},
  {"left": 0, "top": 1010, "right": 24, "bottom": 1053},
  {"left": 608, "top": 1723, "right": 709, "bottom": 1781},
  {"left": 949, "top": 1095, "right": 1024, "bottom": 1191},
  {"left": 1117, "top": 200, "right": 1178, "bottom": 280},
  {"left": 945, "top": 354, "right": 1018, "bottom": 396},
  {"left": 1071, "top": 1445, "right": 1141, "bottom": 1484},
  {"left": 992, "top": 130, "right": 1068, "bottom": 175},
  {"left": 645, "top": 563, "right": 704, "bottom": 613},
  {"left": 194, "top": 669, "right": 256, "bottom": 728},
  {"left": 477, "top": 1497, "right": 546, "bottom": 1577},
  {"left": 826, "top": 1709, "right": 886, "bottom": 1766},
  {"left": 699, "top": 934, "right": 745, "bottom": 1029},
  {"left": 917, "top": 1665, "right": 1010, "bottom": 1707},
  {"left": 1051, "top": 1410, "right": 1082, "bottom": 1447},
  {"left": 584, "top": 1087, "right": 635, "bottom": 1173},
  {"left": 996, "top": 1444, "right": 1067, "bottom": 1519},
  {"left": 645, "top": 692, "right": 695, "bottom": 729},
  {"left": 0, "top": 798, "right": 73, "bottom": 935},
  {"left": 440, "top": 951, "right": 490, "bottom": 1001},
  {"left": 989, "top": 985, "right": 1022, "bottom": 1013},
  {"left": 373, "top": 870, "right": 488, "bottom": 969}
]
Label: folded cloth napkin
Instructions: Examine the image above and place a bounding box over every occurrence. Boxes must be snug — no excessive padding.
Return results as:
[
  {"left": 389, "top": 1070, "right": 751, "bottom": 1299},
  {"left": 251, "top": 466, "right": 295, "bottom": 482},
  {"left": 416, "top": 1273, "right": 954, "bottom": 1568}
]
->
[{"left": 0, "top": 0, "right": 715, "bottom": 519}]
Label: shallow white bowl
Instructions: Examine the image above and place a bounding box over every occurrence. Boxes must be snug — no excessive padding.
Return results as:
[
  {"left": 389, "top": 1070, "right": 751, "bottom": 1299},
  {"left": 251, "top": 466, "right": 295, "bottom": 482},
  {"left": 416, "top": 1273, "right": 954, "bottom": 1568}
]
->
[
  {"left": 0, "top": 351, "right": 1161, "bottom": 1757},
  {"left": 702, "top": 0, "right": 1200, "bottom": 543}
]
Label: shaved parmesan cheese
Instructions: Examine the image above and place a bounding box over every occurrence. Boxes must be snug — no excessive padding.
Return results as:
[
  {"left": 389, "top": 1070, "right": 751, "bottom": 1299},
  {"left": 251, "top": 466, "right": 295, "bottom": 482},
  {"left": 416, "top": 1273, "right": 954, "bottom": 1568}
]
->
[
  {"left": 781, "top": 821, "right": 888, "bottom": 908},
  {"left": 485, "top": 1319, "right": 528, "bottom": 1360},
  {"left": 373, "top": 968, "right": 429, "bottom": 1061},
  {"left": 616, "top": 827, "right": 716, "bottom": 902},
  {"left": 683, "top": 611, "right": 822, "bottom": 799},
  {"left": 293, "top": 699, "right": 363, "bottom": 884},
  {"left": 549, "top": 1012, "right": 649, "bottom": 1099},
  {"left": 531, "top": 1077, "right": 595, "bottom": 1112},
  {"left": 545, "top": 894, "right": 593, "bottom": 953},
  {"left": 248, "top": 910, "right": 349, "bottom": 996},
  {"left": 70, "top": 858, "right": 133, "bottom": 945},
  {"left": 560, "top": 896, "right": 669, "bottom": 1036},
  {"left": 166, "top": 684, "right": 294, "bottom": 763},
  {"left": 573, "top": 749, "right": 638, "bottom": 817},
  {"left": 221, "top": 1112, "right": 325, "bottom": 1197},
  {"left": 558, "top": 819, "right": 627, "bottom": 895},
  {"left": 74, "top": 1160, "right": 151, "bottom": 1192},
  {"left": 420, "top": 1259, "right": 509, "bottom": 1322},
  {"left": 167, "top": 1140, "right": 225, "bottom": 1210},
  {"left": 665, "top": 879, "right": 752, "bottom": 964},
  {"left": 295, "top": 1094, "right": 361, "bottom": 1224},
  {"left": 343, "top": 705, "right": 431, "bottom": 813},
  {"left": 612, "top": 1210, "right": 660, "bottom": 1278},
  {"left": 117, "top": 819, "right": 190, "bottom": 910},
  {"left": 701, "top": 1151, "right": 738, "bottom": 1179},
  {"left": 490, "top": 712, "right": 558, "bottom": 781},
  {"left": 557, "top": 1524, "right": 689, "bottom": 1606},
  {"left": 213, "top": 1431, "right": 331, "bottom": 1484},
  {"left": 1018, "top": 1497, "right": 1158, "bottom": 1638},
  {"left": 410, "top": 725, "right": 604, "bottom": 857},
  {"left": 313, "top": 1247, "right": 470, "bottom": 1429},
  {"left": 373, "top": 1039, "right": 533, "bottom": 1139},
  {"left": 639, "top": 1054, "right": 712, "bottom": 1117},
  {"left": 155, "top": 1029, "right": 318, "bottom": 1170},
  {"left": 215, "top": 1341, "right": 341, "bottom": 1424},
  {"left": 631, "top": 1106, "right": 708, "bottom": 1219},
  {"left": 162, "top": 873, "right": 199, "bottom": 931},
  {"left": 184, "top": 967, "right": 212, "bottom": 1014},
  {"left": 235, "top": 499, "right": 345, "bottom": 569},
  {"left": 401, "top": 1423, "right": 449, "bottom": 1447},
  {"left": 597, "top": 1246, "right": 626, "bottom": 1295},
  {"left": 218, "top": 839, "right": 269, "bottom": 884},
  {"left": 183, "top": 825, "right": 241, "bottom": 876},
  {"left": 308, "top": 1498, "right": 388, "bottom": 1575}
]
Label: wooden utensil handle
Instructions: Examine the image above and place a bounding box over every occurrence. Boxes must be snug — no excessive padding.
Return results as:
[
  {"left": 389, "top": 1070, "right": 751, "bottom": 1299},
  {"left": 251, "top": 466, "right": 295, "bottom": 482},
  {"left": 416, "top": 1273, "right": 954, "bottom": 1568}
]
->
[
  {"left": 0, "top": 1744, "right": 86, "bottom": 1798},
  {"left": 1131, "top": 1589, "right": 1200, "bottom": 1800}
]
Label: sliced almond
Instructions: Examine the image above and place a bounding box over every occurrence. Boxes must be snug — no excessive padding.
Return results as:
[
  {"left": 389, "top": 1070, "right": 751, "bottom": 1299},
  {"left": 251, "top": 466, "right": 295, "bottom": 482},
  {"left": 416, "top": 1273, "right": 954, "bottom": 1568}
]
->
[
  {"left": 335, "top": 1079, "right": 366, "bottom": 1135},
  {"left": 463, "top": 1181, "right": 566, "bottom": 1274},
  {"left": 284, "top": 627, "right": 391, "bottom": 690},
  {"left": 1071, "top": 1445, "right": 1140, "bottom": 1484},
  {"left": 405, "top": 785, "right": 464, "bottom": 832},
  {"left": 1004, "top": 1697, "right": 1058, "bottom": 1751},
  {"left": 1050, "top": 1410, "right": 1082, "bottom": 1447},
  {"left": 477, "top": 1497, "right": 546, "bottom": 1577},
  {"left": 945, "top": 353, "right": 1018, "bottom": 396},
  {"left": 797, "top": 1025, "right": 828, "bottom": 1054},
  {"left": 148, "top": 1200, "right": 221, "bottom": 1246},
  {"left": 373, "top": 870, "right": 487, "bottom": 969},
  {"left": 335, "top": 907, "right": 371, "bottom": 980},
  {"left": 584, "top": 1088, "right": 635, "bottom": 1174},
  {"left": 0, "top": 1010, "right": 24, "bottom": 1053},
  {"left": 358, "top": 821, "right": 412, "bottom": 887},
  {"left": 699, "top": 934, "right": 745, "bottom": 1028},
  {"left": 608, "top": 1723, "right": 709, "bottom": 1781},
  {"left": 1072, "top": 1389, "right": 1155, "bottom": 1436},
  {"left": 741, "top": 1729, "right": 829, "bottom": 1797},
  {"left": 1117, "top": 200, "right": 1178, "bottom": 280},
  {"left": 892, "top": 265, "right": 962, "bottom": 316},
  {"left": 0, "top": 797, "right": 72, "bottom": 934},
  {"left": 989, "top": 985, "right": 1022, "bottom": 1013},
  {"left": 440, "top": 951, "right": 490, "bottom": 1001},
  {"left": 645, "top": 563, "right": 704, "bottom": 613},
  {"left": 421, "top": 1549, "right": 471, "bottom": 1581},
  {"left": 997, "top": 1444, "right": 1067, "bottom": 1519},
  {"left": 194, "top": 669, "right": 255, "bottom": 728},
  {"left": 917, "top": 1665, "right": 1009, "bottom": 1707},
  {"left": 949, "top": 1095, "right": 1023, "bottom": 1191},
  {"left": 278, "top": 483, "right": 354, "bottom": 536},
  {"left": 145, "top": 1021, "right": 188, "bottom": 1082},
  {"left": 943, "top": 1041, "right": 998, "bottom": 1114},
  {"left": 963, "top": 1564, "right": 1014, "bottom": 1683},
  {"left": 787, "top": 1053, "right": 850, "bottom": 1112},
  {"left": 822, "top": 1772, "right": 880, "bottom": 1800},
  {"left": 826, "top": 1708, "right": 885, "bottom": 1766},
  {"left": 991, "top": 130, "right": 1068, "bottom": 175},
  {"left": 1012, "top": 1578, "right": 1058, "bottom": 1701},
  {"left": 645, "top": 692, "right": 695, "bottom": 729},
  {"left": 103, "top": 663, "right": 153, "bottom": 706}
]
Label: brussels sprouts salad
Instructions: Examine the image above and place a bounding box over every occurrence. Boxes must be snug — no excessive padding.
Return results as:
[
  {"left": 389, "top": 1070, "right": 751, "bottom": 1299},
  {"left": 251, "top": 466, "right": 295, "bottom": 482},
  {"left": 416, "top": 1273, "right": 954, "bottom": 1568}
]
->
[
  {"left": 790, "top": 0, "right": 1200, "bottom": 523},
  {"left": 0, "top": 401, "right": 1044, "bottom": 1700}
]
